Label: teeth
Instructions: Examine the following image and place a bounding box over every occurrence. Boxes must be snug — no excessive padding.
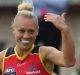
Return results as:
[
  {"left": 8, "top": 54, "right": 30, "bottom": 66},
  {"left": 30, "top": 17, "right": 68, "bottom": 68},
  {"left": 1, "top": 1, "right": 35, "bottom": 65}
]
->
[{"left": 22, "top": 40, "right": 30, "bottom": 44}]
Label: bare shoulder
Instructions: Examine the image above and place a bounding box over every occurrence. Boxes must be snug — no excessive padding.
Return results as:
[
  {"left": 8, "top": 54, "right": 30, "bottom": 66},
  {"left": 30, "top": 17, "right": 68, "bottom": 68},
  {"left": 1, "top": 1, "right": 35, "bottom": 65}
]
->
[
  {"left": 0, "top": 50, "right": 6, "bottom": 70},
  {"left": 39, "top": 46, "right": 65, "bottom": 66},
  {"left": 0, "top": 50, "right": 6, "bottom": 58},
  {"left": 39, "top": 46, "right": 59, "bottom": 58}
]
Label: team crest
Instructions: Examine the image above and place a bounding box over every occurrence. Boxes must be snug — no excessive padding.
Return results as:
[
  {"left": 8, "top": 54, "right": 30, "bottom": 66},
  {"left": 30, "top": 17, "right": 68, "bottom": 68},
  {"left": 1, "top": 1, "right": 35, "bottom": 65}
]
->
[{"left": 4, "top": 68, "right": 16, "bottom": 75}]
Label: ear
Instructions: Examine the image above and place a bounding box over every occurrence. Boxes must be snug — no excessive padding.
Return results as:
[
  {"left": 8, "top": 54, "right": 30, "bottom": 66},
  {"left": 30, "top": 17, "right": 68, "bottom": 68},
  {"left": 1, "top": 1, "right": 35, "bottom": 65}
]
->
[
  {"left": 11, "top": 27, "right": 15, "bottom": 35},
  {"left": 36, "top": 30, "right": 39, "bottom": 36}
]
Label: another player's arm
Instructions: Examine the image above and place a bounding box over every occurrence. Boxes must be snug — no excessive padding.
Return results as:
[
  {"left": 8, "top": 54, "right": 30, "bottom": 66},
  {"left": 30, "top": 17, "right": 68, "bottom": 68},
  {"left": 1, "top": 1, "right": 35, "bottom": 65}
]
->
[{"left": 0, "top": 50, "right": 6, "bottom": 71}]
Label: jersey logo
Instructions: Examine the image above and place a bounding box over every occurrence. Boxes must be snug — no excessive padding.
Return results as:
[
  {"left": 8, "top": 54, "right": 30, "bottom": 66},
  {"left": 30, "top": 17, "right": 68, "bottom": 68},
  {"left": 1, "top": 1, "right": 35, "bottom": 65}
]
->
[
  {"left": 29, "top": 65, "right": 37, "bottom": 71},
  {"left": 26, "top": 65, "right": 41, "bottom": 74},
  {"left": 4, "top": 68, "right": 16, "bottom": 75}
]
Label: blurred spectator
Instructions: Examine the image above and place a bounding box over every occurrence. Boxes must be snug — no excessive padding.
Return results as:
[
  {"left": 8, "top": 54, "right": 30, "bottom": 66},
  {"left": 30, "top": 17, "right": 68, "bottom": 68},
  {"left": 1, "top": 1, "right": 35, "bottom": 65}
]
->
[{"left": 33, "top": 0, "right": 69, "bottom": 17}]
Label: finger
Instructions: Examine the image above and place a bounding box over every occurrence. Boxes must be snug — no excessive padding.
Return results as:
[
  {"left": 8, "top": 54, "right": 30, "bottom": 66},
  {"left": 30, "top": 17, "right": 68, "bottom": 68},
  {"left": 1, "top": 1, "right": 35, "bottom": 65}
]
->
[
  {"left": 61, "top": 12, "right": 66, "bottom": 18},
  {"left": 61, "top": 12, "right": 66, "bottom": 21},
  {"left": 44, "top": 13, "right": 55, "bottom": 17},
  {"left": 44, "top": 17, "right": 49, "bottom": 22}
]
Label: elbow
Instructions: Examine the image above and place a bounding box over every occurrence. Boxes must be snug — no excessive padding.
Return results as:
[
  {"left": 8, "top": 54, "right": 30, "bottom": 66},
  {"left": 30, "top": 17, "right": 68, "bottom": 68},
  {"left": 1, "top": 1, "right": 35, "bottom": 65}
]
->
[
  {"left": 65, "top": 59, "right": 76, "bottom": 67},
  {"left": 67, "top": 62, "right": 75, "bottom": 67}
]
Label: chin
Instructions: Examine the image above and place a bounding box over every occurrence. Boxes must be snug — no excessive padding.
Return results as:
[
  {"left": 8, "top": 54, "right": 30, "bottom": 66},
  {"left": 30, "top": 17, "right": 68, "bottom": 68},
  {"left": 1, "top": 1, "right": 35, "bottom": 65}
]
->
[
  {"left": 21, "top": 45, "right": 32, "bottom": 50},
  {"left": 18, "top": 43, "right": 33, "bottom": 51},
  {"left": 21, "top": 46, "right": 29, "bottom": 51}
]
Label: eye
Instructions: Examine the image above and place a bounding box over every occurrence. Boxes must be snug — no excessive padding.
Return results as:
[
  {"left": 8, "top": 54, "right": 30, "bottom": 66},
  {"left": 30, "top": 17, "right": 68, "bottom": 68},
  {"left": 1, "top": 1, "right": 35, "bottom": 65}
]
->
[
  {"left": 28, "top": 29, "right": 35, "bottom": 34},
  {"left": 18, "top": 29, "right": 25, "bottom": 33}
]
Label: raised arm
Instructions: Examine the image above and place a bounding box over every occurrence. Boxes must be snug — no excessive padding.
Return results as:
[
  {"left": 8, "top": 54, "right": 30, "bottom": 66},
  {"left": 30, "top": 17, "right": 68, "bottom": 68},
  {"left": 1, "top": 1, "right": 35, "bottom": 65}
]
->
[{"left": 40, "top": 13, "right": 75, "bottom": 67}]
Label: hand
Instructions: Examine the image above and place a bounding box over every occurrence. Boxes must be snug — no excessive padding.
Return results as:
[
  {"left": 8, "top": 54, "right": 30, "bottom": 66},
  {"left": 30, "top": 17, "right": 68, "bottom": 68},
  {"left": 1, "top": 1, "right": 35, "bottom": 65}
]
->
[{"left": 44, "top": 13, "right": 68, "bottom": 31}]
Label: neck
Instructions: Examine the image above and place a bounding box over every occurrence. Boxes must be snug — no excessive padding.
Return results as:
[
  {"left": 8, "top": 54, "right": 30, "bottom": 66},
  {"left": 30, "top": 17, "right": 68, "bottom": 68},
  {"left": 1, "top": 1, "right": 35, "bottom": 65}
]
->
[
  {"left": 15, "top": 44, "right": 34, "bottom": 57},
  {"left": 16, "top": 48, "right": 27, "bottom": 57}
]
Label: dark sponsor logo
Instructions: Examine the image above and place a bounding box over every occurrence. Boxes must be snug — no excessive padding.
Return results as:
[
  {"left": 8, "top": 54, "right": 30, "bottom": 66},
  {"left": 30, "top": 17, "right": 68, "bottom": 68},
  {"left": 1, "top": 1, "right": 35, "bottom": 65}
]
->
[
  {"left": 29, "top": 65, "right": 37, "bottom": 71},
  {"left": 26, "top": 65, "right": 41, "bottom": 74}
]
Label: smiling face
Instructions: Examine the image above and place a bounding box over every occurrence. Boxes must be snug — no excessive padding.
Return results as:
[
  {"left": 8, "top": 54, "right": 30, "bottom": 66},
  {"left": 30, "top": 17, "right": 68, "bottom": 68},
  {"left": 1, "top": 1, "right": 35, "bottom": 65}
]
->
[{"left": 12, "top": 15, "right": 38, "bottom": 51}]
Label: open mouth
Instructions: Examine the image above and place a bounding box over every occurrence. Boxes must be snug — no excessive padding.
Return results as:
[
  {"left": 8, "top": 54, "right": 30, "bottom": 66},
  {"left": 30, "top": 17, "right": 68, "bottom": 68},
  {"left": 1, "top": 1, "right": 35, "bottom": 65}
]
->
[{"left": 22, "top": 40, "right": 30, "bottom": 44}]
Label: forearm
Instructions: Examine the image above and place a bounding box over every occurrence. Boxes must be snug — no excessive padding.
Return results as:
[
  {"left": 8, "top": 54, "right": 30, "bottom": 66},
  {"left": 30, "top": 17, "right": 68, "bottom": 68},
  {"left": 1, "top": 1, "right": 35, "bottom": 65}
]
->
[{"left": 61, "top": 27, "right": 75, "bottom": 66}]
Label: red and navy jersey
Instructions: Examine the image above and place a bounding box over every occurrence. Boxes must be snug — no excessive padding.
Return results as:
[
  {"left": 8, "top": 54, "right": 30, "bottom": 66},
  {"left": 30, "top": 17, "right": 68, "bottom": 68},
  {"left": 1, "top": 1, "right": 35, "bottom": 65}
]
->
[{"left": 2, "top": 45, "right": 51, "bottom": 75}]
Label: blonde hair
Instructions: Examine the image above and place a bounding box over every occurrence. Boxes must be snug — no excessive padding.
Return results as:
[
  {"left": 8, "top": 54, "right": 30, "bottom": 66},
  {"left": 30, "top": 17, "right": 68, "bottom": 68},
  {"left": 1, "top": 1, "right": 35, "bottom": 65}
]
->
[
  {"left": 18, "top": 2, "right": 34, "bottom": 16},
  {"left": 12, "top": 2, "right": 39, "bottom": 30}
]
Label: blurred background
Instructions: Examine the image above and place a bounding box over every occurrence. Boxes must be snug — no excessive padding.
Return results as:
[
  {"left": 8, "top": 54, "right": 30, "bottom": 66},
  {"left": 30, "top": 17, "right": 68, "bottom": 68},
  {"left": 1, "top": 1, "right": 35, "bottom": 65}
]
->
[{"left": 0, "top": 0, "right": 80, "bottom": 75}]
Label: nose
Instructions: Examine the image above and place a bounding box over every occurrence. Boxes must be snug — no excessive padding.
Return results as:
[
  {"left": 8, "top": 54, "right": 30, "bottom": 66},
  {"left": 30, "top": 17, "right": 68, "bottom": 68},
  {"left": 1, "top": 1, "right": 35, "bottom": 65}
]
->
[{"left": 23, "top": 32, "right": 30, "bottom": 39}]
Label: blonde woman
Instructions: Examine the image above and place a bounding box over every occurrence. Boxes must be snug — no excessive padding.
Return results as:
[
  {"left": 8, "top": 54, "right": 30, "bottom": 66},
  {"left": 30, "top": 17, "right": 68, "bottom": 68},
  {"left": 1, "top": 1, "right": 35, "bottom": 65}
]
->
[{"left": 0, "top": 1, "right": 75, "bottom": 75}]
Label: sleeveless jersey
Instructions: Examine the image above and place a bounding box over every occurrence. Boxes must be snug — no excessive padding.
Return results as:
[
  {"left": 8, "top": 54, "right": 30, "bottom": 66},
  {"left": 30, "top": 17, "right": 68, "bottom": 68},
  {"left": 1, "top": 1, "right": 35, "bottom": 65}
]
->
[{"left": 2, "top": 46, "right": 51, "bottom": 75}]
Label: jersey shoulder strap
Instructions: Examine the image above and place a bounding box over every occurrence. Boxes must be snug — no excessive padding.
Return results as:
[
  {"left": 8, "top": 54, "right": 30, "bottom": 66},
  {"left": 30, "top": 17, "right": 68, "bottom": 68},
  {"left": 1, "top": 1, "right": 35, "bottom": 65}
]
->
[
  {"left": 5, "top": 47, "right": 14, "bottom": 57},
  {"left": 5, "top": 45, "right": 40, "bottom": 56},
  {"left": 31, "top": 45, "right": 40, "bottom": 54}
]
